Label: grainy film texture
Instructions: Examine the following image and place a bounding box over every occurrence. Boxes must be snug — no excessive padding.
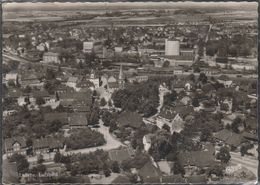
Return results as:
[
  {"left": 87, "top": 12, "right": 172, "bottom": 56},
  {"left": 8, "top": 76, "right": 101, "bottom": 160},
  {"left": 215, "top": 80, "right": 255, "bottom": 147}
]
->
[{"left": 2, "top": 2, "right": 258, "bottom": 184}]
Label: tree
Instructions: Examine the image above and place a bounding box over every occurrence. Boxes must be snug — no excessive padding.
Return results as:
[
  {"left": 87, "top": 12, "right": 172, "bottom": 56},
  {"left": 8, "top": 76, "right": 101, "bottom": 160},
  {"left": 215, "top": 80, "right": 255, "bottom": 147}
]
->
[
  {"left": 54, "top": 152, "right": 62, "bottom": 163},
  {"left": 100, "top": 98, "right": 107, "bottom": 106},
  {"left": 198, "top": 73, "right": 208, "bottom": 84},
  {"left": 172, "top": 161, "right": 185, "bottom": 176},
  {"left": 162, "top": 60, "right": 170, "bottom": 67},
  {"left": 9, "top": 154, "right": 29, "bottom": 174},
  {"left": 37, "top": 154, "right": 45, "bottom": 164},
  {"left": 188, "top": 74, "right": 195, "bottom": 83},
  {"left": 7, "top": 80, "right": 16, "bottom": 87},
  {"left": 207, "top": 165, "right": 224, "bottom": 177},
  {"left": 162, "top": 124, "right": 171, "bottom": 133},
  {"left": 192, "top": 98, "right": 200, "bottom": 107},
  {"left": 103, "top": 163, "right": 111, "bottom": 177},
  {"left": 231, "top": 117, "right": 242, "bottom": 133},
  {"left": 200, "top": 128, "right": 212, "bottom": 142},
  {"left": 111, "top": 161, "right": 120, "bottom": 173},
  {"left": 45, "top": 68, "right": 56, "bottom": 80},
  {"left": 36, "top": 97, "right": 45, "bottom": 106},
  {"left": 216, "top": 146, "right": 231, "bottom": 163},
  {"left": 164, "top": 91, "right": 177, "bottom": 106},
  {"left": 23, "top": 86, "right": 32, "bottom": 93},
  {"left": 193, "top": 66, "right": 201, "bottom": 73}
]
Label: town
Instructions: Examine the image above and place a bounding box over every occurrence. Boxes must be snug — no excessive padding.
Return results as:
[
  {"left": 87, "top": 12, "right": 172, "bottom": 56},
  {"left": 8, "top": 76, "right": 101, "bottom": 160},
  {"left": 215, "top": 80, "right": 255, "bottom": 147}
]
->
[{"left": 2, "top": 2, "right": 258, "bottom": 184}]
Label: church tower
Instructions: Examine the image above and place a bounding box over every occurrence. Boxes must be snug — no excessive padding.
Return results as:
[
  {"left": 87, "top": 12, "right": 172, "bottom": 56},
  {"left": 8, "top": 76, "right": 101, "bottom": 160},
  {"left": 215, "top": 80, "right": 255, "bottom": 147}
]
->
[{"left": 118, "top": 64, "right": 124, "bottom": 89}]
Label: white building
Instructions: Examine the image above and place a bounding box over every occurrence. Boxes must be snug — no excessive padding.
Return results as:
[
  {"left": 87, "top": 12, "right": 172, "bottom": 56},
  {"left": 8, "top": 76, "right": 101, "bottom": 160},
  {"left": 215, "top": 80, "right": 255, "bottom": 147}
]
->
[
  {"left": 5, "top": 71, "right": 18, "bottom": 85},
  {"left": 83, "top": 41, "right": 94, "bottom": 53},
  {"left": 165, "top": 39, "right": 180, "bottom": 56},
  {"left": 42, "top": 52, "right": 60, "bottom": 64}
]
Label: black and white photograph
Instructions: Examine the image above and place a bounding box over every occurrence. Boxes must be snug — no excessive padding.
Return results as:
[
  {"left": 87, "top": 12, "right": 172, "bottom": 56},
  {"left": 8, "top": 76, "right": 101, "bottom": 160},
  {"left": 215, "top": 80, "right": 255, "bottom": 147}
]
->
[{"left": 2, "top": 1, "right": 258, "bottom": 184}]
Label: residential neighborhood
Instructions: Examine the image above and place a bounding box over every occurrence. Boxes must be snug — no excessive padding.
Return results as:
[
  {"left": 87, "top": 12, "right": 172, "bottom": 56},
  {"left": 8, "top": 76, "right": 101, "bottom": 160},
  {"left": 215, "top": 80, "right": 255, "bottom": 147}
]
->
[{"left": 2, "top": 2, "right": 258, "bottom": 184}]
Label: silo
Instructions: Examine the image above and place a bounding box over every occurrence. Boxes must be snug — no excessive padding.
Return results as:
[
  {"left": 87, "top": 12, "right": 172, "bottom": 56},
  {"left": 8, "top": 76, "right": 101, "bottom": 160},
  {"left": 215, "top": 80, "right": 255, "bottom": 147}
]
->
[{"left": 165, "top": 39, "right": 180, "bottom": 56}]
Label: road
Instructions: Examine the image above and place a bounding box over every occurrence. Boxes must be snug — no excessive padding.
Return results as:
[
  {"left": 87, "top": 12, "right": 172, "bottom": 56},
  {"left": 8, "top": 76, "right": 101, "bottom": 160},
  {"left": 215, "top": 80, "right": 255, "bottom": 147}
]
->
[{"left": 229, "top": 152, "right": 258, "bottom": 177}]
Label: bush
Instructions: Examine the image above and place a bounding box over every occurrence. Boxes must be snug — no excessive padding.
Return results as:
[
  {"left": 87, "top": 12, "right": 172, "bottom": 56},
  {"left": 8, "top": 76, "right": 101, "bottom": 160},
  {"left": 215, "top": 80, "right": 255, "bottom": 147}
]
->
[
  {"left": 100, "top": 98, "right": 107, "bottom": 106},
  {"left": 111, "top": 161, "right": 120, "bottom": 173}
]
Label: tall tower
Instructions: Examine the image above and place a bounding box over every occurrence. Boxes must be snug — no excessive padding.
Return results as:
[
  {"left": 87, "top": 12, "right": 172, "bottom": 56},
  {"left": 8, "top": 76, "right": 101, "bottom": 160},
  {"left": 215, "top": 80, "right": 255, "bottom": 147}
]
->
[{"left": 118, "top": 64, "right": 124, "bottom": 89}]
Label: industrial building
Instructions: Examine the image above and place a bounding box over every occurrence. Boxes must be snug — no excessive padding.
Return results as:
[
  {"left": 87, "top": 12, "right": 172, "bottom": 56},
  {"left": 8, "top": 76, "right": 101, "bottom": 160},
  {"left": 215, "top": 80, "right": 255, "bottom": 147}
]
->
[{"left": 164, "top": 39, "right": 194, "bottom": 67}]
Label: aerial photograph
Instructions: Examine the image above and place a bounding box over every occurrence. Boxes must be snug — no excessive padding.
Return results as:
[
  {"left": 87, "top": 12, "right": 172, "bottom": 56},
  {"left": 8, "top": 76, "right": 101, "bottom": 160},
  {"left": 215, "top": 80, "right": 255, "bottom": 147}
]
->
[{"left": 2, "top": 1, "right": 258, "bottom": 184}]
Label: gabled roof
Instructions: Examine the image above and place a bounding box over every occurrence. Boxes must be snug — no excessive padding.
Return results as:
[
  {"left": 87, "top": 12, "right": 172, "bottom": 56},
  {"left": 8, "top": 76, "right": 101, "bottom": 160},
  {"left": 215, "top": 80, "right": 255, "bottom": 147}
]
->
[
  {"left": 43, "top": 112, "right": 69, "bottom": 123},
  {"left": 5, "top": 137, "right": 27, "bottom": 150},
  {"left": 108, "top": 147, "right": 134, "bottom": 162},
  {"left": 117, "top": 111, "right": 143, "bottom": 129},
  {"left": 214, "top": 129, "right": 246, "bottom": 147},
  {"left": 138, "top": 161, "right": 160, "bottom": 179},
  {"left": 68, "top": 113, "right": 88, "bottom": 127},
  {"left": 33, "top": 137, "right": 64, "bottom": 150},
  {"left": 177, "top": 150, "right": 218, "bottom": 168}
]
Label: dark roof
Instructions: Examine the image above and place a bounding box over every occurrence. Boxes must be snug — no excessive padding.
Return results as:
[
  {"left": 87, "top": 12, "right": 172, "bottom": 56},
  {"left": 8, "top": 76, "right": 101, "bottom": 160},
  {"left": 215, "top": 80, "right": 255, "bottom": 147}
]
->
[
  {"left": 177, "top": 151, "right": 218, "bottom": 168},
  {"left": 117, "top": 111, "right": 143, "bottom": 129},
  {"left": 161, "top": 175, "right": 185, "bottom": 183},
  {"left": 138, "top": 161, "right": 160, "bottom": 179},
  {"left": 245, "top": 116, "right": 257, "bottom": 130},
  {"left": 112, "top": 175, "right": 130, "bottom": 184},
  {"left": 5, "top": 137, "right": 27, "bottom": 150},
  {"left": 241, "top": 132, "right": 258, "bottom": 141},
  {"left": 214, "top": 129, "right": 246, "bottom": 147},
  {"left": 33, "top": 137, "right": 64, "bottom": 150},
  {"left": 32, "top": 90, "right": 50, "bottom": 98},
  {"left": 68, "top": 113, "right": 88, "bottom": 126},
  {"left": 202, "top": 83, "right": 215, "bottom": 92},
  {"left": 43, "top": 113, "right": 69, "bottom": 123},
  {"left": 108, "top": 82, "right": 119, "bottom": 89},
  {"left": 186, "top": 175, "right": 207, "bottom": 183},
  {"left": 108, "top": 147, "right": 134, "bottom": 162}
]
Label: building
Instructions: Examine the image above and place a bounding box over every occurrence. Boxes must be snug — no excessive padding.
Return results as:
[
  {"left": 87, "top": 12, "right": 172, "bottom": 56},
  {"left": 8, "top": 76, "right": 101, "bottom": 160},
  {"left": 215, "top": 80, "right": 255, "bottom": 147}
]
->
[
  {"left": 5, "top": 137, "right": 27, "bottom": 157},
  {"left": 83, "top": 41, "right": 94, "bottom": 53},
  {"left": 42, "top": 52, "right": 60, "bottom": 64},
  {"left": 89, "top": 70, "right": 99, "bottom": 88},
  {"left": 33, "top": 137, "right": 64, "bottom": 155},
  {"left": 68, "top": 113, "right": 88, "bottom": 129},
  {"left": 108, "top": 147, "right": 134, "bottom": 163},
  {"left": 19, "top": 72, "right": 42, "bottom": 88},
  {"left": 165, "top": 39, "right": 180, "bottom": 56},
  {"left": 143, "top": 134, "right": 153, "bottom": 152},
  {"left": 5, "top": 71, "right": 18, "bottom": 85}
]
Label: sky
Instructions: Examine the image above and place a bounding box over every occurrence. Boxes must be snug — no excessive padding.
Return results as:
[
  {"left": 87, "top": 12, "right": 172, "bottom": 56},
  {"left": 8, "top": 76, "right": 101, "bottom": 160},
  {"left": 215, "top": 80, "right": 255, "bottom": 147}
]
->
[{"left": 3, "top": 2, "right": 258, "bottom": 12}]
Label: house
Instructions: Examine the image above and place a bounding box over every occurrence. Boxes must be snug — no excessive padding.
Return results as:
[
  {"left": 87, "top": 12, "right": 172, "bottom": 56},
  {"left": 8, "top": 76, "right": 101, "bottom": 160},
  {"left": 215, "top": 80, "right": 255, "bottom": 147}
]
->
[
  {"left": 42, "top": 52, "right": 61, "bottom": 64},
  {"left": 213, "top": 129, "right": 247, "bottom": 149},
  {"left": 177, "top": 151, "right": 218, "bottom": 176},
  {"left": 5, "top": 71, "right": 18, "bottom": 85},
  {"left": 76, "top": 78, "right": 95, "bottom": 90},
  {"left": 143, "top": 134, "right": 153, "bottom": 152},
  {"left": 128, "top": 75, "right": 149, "bottom": 84},
  {"left": 33, "top": 137, "right": 64, "bottom": 155},
  {"left": 117, "top": 111, "right": 143, "bottom": 129},
  {"left": 89, "top": 71, "right": 99, "bottom": 88},
  {"left": 244, "top": 116, "right": 257, "bottom": 133},
  {"left": 68, "top": 113, "right": 88, "bottom": 129},
  {"left": 108, "top": 147, "right": 134, "bottom": 163},
  {"left": 5, "top": 137, "right": 27, "bottom": 157},
  {"left": 32, "top": 90, "right": 55, "bottom": 104},
  {"left": 172, "top": 80, "right": 185, "bottom": 93},
  {"left": 217, "top": 75, "right": 233, "bottom": 88},
  {"left": 66, "top": 76, "right": 78, "bottom": 89},
  {"left": 43, "top": 112, "right": 69, "bottom": 124},
  {"left": 138, "top": 161, "right": 161, "bottom": 181},
  {"left": 19, "top": 72, "right": 42, "bottom": 88}
]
